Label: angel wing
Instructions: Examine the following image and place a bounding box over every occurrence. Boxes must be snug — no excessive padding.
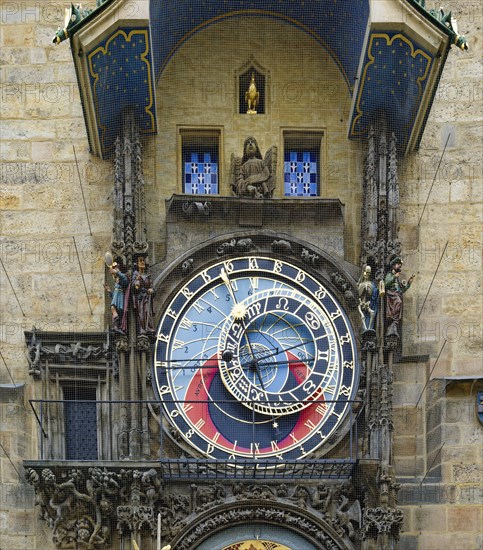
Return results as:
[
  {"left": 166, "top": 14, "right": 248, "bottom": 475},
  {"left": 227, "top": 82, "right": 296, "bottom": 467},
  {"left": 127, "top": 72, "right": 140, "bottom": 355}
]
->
[
  {"left": 263, "top": 145, "right": 278, "bottom": 196},
  {"left": 231, "top": 152, "right": 243, "bottom": 196}
]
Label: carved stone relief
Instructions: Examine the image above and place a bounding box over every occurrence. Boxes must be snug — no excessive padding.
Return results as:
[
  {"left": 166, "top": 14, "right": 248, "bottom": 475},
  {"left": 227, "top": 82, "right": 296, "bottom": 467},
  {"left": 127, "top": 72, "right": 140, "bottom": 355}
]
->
[{"left": 26, "top": 467, "right": 369, "bottom": 550}]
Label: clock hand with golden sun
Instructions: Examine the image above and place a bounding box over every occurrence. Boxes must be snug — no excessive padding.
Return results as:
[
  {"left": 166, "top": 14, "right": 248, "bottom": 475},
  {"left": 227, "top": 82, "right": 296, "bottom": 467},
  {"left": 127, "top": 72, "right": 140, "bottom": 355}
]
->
[{"left": 220, "top": 267, "right": 280, "bottom": 429}]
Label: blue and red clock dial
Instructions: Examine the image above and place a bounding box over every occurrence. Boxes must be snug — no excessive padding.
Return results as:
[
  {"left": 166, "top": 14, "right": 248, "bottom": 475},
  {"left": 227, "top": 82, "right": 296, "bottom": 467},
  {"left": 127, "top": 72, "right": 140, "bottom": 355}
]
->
[{"left": 154, "top": 257, "right": 358, "bottom": 460}]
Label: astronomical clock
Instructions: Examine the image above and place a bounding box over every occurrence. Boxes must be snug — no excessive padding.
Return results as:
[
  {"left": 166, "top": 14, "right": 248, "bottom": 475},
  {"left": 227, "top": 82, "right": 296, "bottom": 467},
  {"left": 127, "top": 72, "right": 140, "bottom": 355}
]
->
[{"left": 153, "top": 240, "right": 360, "bottom": 464}]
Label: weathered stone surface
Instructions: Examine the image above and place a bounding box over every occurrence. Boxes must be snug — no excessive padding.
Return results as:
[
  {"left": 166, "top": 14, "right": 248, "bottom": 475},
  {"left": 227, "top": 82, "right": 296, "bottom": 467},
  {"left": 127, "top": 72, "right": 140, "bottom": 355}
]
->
[
  {"left": 393, "top": 406, "right": 423, "bottom": 436},
  {"left": 452, "top": 464, "right": 482, "bottom": 484},
  {"left": 393, "top": 435, "right": 422, "bottom": 457},
  {"left": 1, "top": 25, "right": 35, "bottom": 47},
  {"left": 447, "top": 506, "right": 482, "bottom": 532},
  {"left": 0, "top": 141, "right": 31, "bottom": 162},
  {"left": 394, "top": 456, "right": 424, "bottom": 477},
  {"left": 398, "top": 534, "right": 420, "bottom": 550},
  {"left": 413, "top": 505, "right": 447, "bottom": 532},
  {"left": 6, "top": 510, "right": 36, "bottom": 534},
  {"left": 418, "top": 533, "right": 479, "bottom": 549},
  {"left": 398, "top": 484, "right": 457, "bottom": 506},
  {"left": 458, "top": 485, "right": 483, "bottom": 505}
]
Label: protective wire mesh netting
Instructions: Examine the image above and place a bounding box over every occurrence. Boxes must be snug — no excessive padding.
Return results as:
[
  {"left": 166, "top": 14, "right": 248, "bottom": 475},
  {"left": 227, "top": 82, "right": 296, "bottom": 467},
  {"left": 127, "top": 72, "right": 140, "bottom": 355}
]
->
[{"left": 1, "top": 1, "right": 481, "bottom": 549}]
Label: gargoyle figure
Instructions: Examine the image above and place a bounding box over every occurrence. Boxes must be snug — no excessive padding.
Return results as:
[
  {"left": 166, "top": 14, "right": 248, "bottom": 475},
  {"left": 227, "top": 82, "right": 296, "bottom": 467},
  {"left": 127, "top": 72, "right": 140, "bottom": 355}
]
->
[
  {"left": 232, "top": 137, "right": 277, "bottom": 199},
  {"left": 52, "top": 1, "right": 109, "bottom": 45}
]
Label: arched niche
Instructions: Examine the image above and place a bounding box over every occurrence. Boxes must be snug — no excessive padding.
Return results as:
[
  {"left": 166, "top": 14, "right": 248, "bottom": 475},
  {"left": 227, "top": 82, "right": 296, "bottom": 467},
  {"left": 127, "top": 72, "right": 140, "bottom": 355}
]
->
[{"left": 236, "top": 57, "right": 269, "bottom": 115}]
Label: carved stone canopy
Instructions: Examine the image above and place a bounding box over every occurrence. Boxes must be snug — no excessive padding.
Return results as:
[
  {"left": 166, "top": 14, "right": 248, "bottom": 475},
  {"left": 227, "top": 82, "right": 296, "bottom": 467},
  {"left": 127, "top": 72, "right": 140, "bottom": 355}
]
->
[{"left": 23, "top": 463, "right": 380, "bottom": 550}]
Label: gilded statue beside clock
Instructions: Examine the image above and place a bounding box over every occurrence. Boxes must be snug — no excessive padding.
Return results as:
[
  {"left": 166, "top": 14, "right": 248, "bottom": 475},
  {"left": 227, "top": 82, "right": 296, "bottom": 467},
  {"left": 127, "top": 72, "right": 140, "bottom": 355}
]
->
[{"left": 154, "top": 256, "right": 359, "bottom": 461}]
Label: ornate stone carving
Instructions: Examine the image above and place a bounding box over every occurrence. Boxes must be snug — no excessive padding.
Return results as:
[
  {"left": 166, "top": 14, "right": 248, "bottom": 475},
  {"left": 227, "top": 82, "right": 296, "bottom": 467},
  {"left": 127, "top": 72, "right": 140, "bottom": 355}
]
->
[
  {"left": 330, "top": 271, "right": 357, "bottom": 309},
  {"left": 115, "top": 336, "right": 129, "bottom": 352},
  {"left": 174, "top": 506, "right": 343, "bottom": 550},
  {"left": 26, "top": 330, "right": 110, "bottom": 376},
  {"left": 25, "top": 466, "right": 193, "bottom": 549},
  {"left": 232, "top": 483, "right": 275, "bottom": 501},
  {"left": 181, "top": 258, "right": 194, "bottom": 273},
  {"left": 136, "top": 334, "right": 151, "bottom": 352},
  {"left": 191, "top": 482, "right": 227, "bottom": 512},
  {"left": 26, "top": 467, "right": 367, "bottom": 550},
  {"left": 271, "top": 239, "right": 292, "bottom": 254},
  {"left": 117, "top": 470, "right": 155, "bottom": 535},
  {"left": 25, "top": 467, "right": 117, "bottom": 549},
  {"left": 182, "top": 201, "right": 212, "bottom": 217},
  {"left": 216, "top": 237, "right": 254, "bottom": 256},
  {"left": 110, "top": 110, "right": 149, "bottom": 261},
  {"left": 387, "top": 132, "right": 399, "bottom": 244},
  {"left": 301, "top": 247, "right": 320, "bottom": 266},
  {"left": 112, "top": 136, "right": 125, "bottom": 255},
  {"left": 361, "top": 506, "right": 404, "bottom": 541},
  {"left": 232, "top": 137, "right": 277, "bottom": 199}
]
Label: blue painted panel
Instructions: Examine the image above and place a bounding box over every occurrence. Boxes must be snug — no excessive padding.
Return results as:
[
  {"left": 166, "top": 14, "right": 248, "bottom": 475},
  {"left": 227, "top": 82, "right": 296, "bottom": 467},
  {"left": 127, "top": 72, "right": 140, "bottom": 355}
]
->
[
  {"left": 87, "top": 27, "right": 157, "bottom": 156},
  {"left": 183, "top": 151, "right": 219, "bottom": 195},
  {"left": 150, "top": 0, "right": 370, "bottom": 88},
  {"left": 284, "top": 150, "right": 318, "bottom": 196},
  {"left": 350, "top": 32, "right": 433, "bottom": 148}
]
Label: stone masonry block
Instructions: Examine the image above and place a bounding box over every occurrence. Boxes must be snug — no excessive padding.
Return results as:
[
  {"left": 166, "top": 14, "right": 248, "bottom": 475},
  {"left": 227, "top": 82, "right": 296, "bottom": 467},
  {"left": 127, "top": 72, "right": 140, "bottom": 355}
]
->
[
  {"left": 393, "top": 406, "right": 423, "bottom": 436},
  {"left": 1, "top": 25, "right": 35, "bottom": 47},
  {"left": 394, "top": 455, "right": 425, "bottom": 477},
  {"left": 393, "top": 435, "right": 423, "bottom": 457},
  {"left": 413, "top": 505, "right": 447, "bottom": 532},
  {"left": 458, "top": 485, "right": 483, "bottom": 505},
  {"left": 6, "top": 510, "right": 36, "bottom": 534},
  {"left": 417, "top": 533, "right": 476, "bottom": 549},
  {"left": 398, "top": 534, "right": 419, "bottom": 550},
  {"left": 447, "top": 506, "right": 482, "bottom": 532},
  {"left": 426, "top": 400, "right": 443, "bottom": 433},
  {"left": 452, "top": 463, "right": 482, "bottom": 484},
  {"left": 398, "top": 484, "right": 457, "bottom": 506}
]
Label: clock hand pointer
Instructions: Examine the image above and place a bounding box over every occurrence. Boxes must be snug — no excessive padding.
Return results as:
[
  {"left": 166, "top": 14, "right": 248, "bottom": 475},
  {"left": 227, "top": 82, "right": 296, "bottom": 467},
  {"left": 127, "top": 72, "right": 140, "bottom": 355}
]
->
[
  {"left": 221, "top": 268, "right": 278, "bottom": 355},
  {"left": 253, "top": 340, "right": 314, "bottom": 362},
  {"left": 220, "top": 267, "right": 260, "bottom": 363},
  {"left": 220, "top": 268, "right": 283, "bottom": 429},
  {"left": 220, "top": 267, "right": 237, "bottom": 304}
]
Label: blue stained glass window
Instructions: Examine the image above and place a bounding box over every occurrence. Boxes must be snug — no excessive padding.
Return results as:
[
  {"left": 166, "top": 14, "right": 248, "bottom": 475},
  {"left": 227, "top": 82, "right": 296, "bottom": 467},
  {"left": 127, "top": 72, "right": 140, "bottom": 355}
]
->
[
  {"left": 284, "top": 149, "right": 319, "bottom": 196},
  {"left": 183, "top": 150, "right": 218, "bottom": 195}
]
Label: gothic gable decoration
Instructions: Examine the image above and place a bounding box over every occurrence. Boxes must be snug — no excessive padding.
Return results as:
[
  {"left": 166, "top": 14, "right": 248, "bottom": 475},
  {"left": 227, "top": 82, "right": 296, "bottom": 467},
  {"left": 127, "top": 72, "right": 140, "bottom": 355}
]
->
[{"left": 55, "top": 0, "right": 467, "bottom": 158}]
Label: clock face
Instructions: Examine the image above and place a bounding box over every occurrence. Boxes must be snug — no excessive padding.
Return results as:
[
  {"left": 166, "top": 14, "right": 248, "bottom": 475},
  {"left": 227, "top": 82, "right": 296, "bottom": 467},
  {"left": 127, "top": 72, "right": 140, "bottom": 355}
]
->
[{"left": 154, "top": 256, "right": 359, "bottom": 460}]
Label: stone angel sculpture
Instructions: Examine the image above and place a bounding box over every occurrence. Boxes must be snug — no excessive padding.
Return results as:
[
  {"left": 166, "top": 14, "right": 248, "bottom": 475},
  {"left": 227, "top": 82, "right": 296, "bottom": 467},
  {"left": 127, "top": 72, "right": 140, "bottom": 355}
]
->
[{"left": 232, "top": 136, "right": 277, "bottom": 199}]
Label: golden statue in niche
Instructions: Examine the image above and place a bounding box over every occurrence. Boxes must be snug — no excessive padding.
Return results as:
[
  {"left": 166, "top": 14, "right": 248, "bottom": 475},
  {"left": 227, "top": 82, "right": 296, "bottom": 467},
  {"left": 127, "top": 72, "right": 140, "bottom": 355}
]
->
[{"left": 245, "top": 73, "right": 260, "bottom": 114}]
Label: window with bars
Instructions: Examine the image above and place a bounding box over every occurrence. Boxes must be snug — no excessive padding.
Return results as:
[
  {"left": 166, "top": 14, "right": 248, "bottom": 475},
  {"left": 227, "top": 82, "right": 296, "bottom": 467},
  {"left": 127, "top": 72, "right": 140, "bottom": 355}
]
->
[
  {"left": 181, "top": 129, "right": 220, "bottom": 195},
  {"left": 63, "top": 385, "right": 98, "bottom": 460},
  {"left": 283, "top": 132, "right": 323, "bottom": 197}
]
